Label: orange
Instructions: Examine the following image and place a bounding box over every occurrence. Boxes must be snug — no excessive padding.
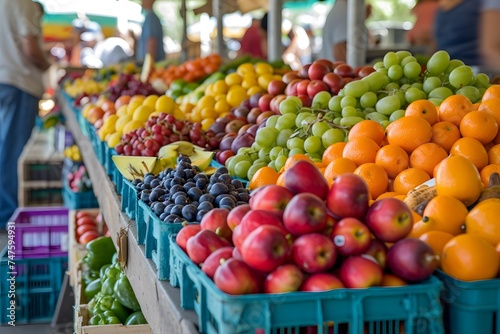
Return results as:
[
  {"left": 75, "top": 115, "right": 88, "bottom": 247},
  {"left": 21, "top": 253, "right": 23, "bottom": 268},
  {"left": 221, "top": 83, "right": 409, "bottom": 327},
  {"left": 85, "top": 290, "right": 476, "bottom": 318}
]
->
[
  {"left": 422, "top": 195, "right": 468, "bottom": 235},
  {"left": 435, "top": 155, "right": 483, "bottom": 206},
  {"left": 276, "top": 173, "right": 285, "bottom": 187},
  {"left": 342, "top": 137, "right": 380, "bottom": 166},
  {"left": 375, "top": 144, "right": 409, "bottom": 179},
  {"left": 459, "top": 110, "right": 499, "bottom": 145},
  {"left": 284, "top": 154, "right": 313, "bottom": 172},
  {"left": 449, "top": 137, "right": 489, "bottom": 171},
  {"left": 376, "top": 191, "right": 402, "bottom": 200},
  {"left": 322, "top": 142, "right": 347, "bottom": 166},
  {"left": 411, "top": 209, "right": 423, "bottom": 223},
  {"left": 488, "top": 144, "right": 500, "bottom": 164},
  {"left": 410, "top": 143, "right": 448, "bottom": 178},
  {"left": 430, "top": 121, "right": 461, "bottom": 153},
  {"left": 393, "top": 168, "right": 431, "bottom": 195},
  {"left": 380, "top": 273, "right": 408, "bottom": 287},
  {"left": 438, "top": 94, "right": 474, "bottom": 127},
  {"left": 405, "top": 100, "right": 439, "bottom": 125},
  {"left": 353, "top": 163, "right": 389, "bottom": 200},
  {"left": 465, "top": 198, "right": 500, "bottom": 245},
  {"left": 472, "top": 102, "right": 481, "bottom": 110},
  {"left": 441, "top": 234, "right": 499, "bottom": 281},
  {"left": 480, "top": 164, "right": 500, "bottom": 187},
  {"left": 249, "top": 166, "right": 280, "bottom": 190},
  {"left": 408, "top": 219, "right": 433, "bottom": 238},
  {"left": 394, "top": 194, "right": 407, "bottom": 201},
  {"left": 419, "top": 230, "right": 454, "bottom": 267},
  {"left": 481, "top": 85, "right": 500, "bottom": 102},
  {"left": 348, "top": 120, "right": 385, "bottom": 145},
  {"left": 478, "top": 98, "right": 500, "bottom": 124},
  {"left": 323, "top": 158, "right": 357, "bottom": 186},
  {"left": 385, "top": 116, "right": 432, "bottom": 154}
]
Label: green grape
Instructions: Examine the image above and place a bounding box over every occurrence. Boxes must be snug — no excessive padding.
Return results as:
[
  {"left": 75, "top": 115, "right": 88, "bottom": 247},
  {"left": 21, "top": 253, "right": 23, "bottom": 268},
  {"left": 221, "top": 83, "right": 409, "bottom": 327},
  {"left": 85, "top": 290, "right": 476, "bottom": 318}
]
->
[
  {"left": 361, "top": 72, "right": 387, "bottom": 92},
  {"left": 474, "top": 73, "right": 491, "bottom": 88},
  {"left": 343, "top": 80, "right": 370, "bottom": 98},
  {"left": 405, "top": 87, "right": 427, "bottom": 104},
  {"left": 274, "top": 155, "right": 288, "bottom": 172},
  {"left": 252, "top": 159, "right": 267, "bottom": 166},
  {"left": 322, "top": 128, "right": 345, "bottom": 147},
  {"left": 400, "top": 56, "right": 417, "bottom": 67},
  {"left": 287, "top": 137, "right": 305, "bottom": 150},
  {"left": 378, "top": 92, "right": 388, "bottom": 100},
  {"left": 277, "top": 128, "right": 295, "bottom": 147},
  {"left": 341, "top": 95, "right": 357, "bottom": 108},
  {"left": 379, "top": 120, "right": 391, "bottom": 129},
  {"left": 359, "top": 92, "right": 377, "bottom": 109},
  {"left": 412, "top": 82, "right": 424, "bottom": 91},
  {"left": 265, "top": 115, "right": 280, "bottom": 128},
  {"left": 428, "top": 86, "right": 454, "bottom": 100},
  {"left": 423, "top": 77, "right": 442, "bottom": 94},
  {"left": 385, "top": 82, "right": 400, "bottom": 92},
  {"left": 428, "top": 98, "right": 443, "bottom": 106},
  {"left": 400, "top": 77, "right": 411, "bottom": 84},
  {"left": 288, "top": 147, "right": 305, "bottom": 157},
  {"left": 249, "top": 150, "right": 259, "bottom": 161},
  {"left": 340, "top": 116, "right": 364, "bottom": 127},
  {"left": 305, "top": 152, "right": 322, "bottom": 162},
  {"left": 377, "top": 67, "right": 389, "bottom": 76},
  {"left": 279, "top": 97, "right": 302, "bottom": 114},
  {"left": 383, "top": 51, "right": 399, "bottom": 68},
  {"left": 365, "top": 112, "right": 388, "bottom": 122},
  {"left": 479, "top": 87, "right": 487, "bottom": 96},
  {"left": 403, "top": 62, "right": 422, "bottom": 79},
  {"left": 373, "top": 61, "right": 385, "bottom": 70},
  {"left": 456, "top": 86, "right": 481, "bottom": 103},
  {"left": 400, "top": 84, "right": 412, "bottom": 91},
  {"left": 238, "top": 147, "right": 252, "bottom": 155},
  {"left": 255, "top": 127, "right": 279, "bottom": 147},
  {"left": 247, "top": 162, "right": 267, "bottom": 180},
  {"left": 295, "top": 111, "right": 312, "bottom": 128},
  {"left": 333, "top": 117, "right": 342, "bottom": 125},
  {"left": 328, "top": 96, "right": 343, "bottom": 112},
  {"left": 356, "top": 111, "right": 366, "bottom": 118},
  {"left": 376, "top": 95, "right": 401, "bottom": 115},
  {"left": 304, "top": 136, "right": 322, "bottom": 153},
  {"left": 257, "top": 147, "right": 271, "bottom": 162},
  {"left": 251, "top": 141, "right": 261, "bottom": 150},
  {"left": 234, "top": 160, "right": 252, "bottom": 179},
  {"left": 312, "top": 121, "right": 332, "bottom": 137},
  {"left": 394, "top": 90, "right": 406, "bottom": 106},
  {"left": 427, "top": 50, "right": 450, "bottom": 76},
  {"left": 276, "top": 113, "right": 297, "bottom": 131},
  {"left": 269, "top": 147, "right": 285, "bottom": 160},
  {"left": 396, "top": 50, "right": 412, "bottom": 63},
  {"left": 389, "top": 109, "right": 406, "bottom": 122},
  {"left": 341, "top": 106, "right": 358, "bottom": 117},
  {"left": 444, "top": 59, "right": 465, "bottom": 75},
  {"left": 268, "top": 160, "right": 276, "bottom": 170},
  {"left": 338, "top": 89, "right": 345, "bottom": 97},
  {"left": 363, "top": 107, "right": 376, "bottom": 114},
  {"left": 388, "top": 64, "right": 404, "bottom": 81},
  {"left": 311, "top": 91, "right": 332, "bottom": 109},
  {"left": 449, "top": 65, "right": 474, "bottom": 89}
]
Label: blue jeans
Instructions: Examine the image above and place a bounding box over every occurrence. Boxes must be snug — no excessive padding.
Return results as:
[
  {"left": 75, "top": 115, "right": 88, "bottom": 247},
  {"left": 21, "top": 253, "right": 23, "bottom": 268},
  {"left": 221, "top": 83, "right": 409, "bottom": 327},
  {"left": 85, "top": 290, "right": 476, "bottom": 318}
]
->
[{"left": 0, "top": 84, "right": 38, "bottom": 227}]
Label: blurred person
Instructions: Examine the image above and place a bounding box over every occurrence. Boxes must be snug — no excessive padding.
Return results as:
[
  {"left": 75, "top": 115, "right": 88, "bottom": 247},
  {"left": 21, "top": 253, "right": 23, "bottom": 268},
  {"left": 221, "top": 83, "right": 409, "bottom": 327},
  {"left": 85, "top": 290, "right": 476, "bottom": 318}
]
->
[
  {"left": 406, "top": 0, "right": 439, "bottom": 48},
  {"left": 93, "top": 37, "right": 134, "bottom": 67},
  {"left": 480, "top": 0, "right": 500, "bottom": 72},
  {"left": 283, "top": 25, "right": 314, "bottom": 70},
  {"left": 0, "top": 0, "right": 51, "bottom": 227},
  {"left": 238, "top": 13, "right": 268, "bottom": 60},
  {"left": 137, "top": 0, "right": 165, "bottom": 62}
]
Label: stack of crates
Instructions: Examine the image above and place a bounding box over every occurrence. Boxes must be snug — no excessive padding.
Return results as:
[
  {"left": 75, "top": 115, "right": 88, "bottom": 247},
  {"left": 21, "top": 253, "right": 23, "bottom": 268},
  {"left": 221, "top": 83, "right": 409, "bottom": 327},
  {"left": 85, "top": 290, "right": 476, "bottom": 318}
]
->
[
  {"left": 0, "top": 207, "right": 69, "bottom": 324},
  {"left": 18, "top": 128, "right": 65, "bottom": 206}
]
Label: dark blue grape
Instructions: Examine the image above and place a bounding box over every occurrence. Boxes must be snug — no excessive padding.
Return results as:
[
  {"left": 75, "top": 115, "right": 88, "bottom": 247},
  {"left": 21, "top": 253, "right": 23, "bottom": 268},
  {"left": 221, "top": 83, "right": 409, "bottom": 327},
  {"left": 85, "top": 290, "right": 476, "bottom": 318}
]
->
[
  {"left": 174, "top": 195, "right": 189, "bottom": 206},
  {"left": 196, "top": 210, "right": 209, "bottom": 222},
  {"left": 199, "top": 194, "right": 214, "bottom": 203},
  {"left": 197, "top": 201, "right": 214, "bottom": 212},
  {"left": 195, "top": 178, "right": 207, "bottom": 190},
  {"left": 164, "top": 214, "right": 179, "bottom": 222},
  {"left": 219, "top": 197, "right": 235, "bottom": 208},
  {"left": 170, "top": 205, "right": 183, "bottom": 217},
  {"left": 183, "top": 182, "right": 196, "bottom": 192},
  {"left": 181, "top": 204, "right": 198, "bottom": 222},
  {"left": 231, "top": 179, "right": 243, "bottom": 189},
  {"left": 210, "top": 183, "right": 228, "bottom": 197},
  {"left": 237, "top": 193, "right": 250, "bottom": 202},
  {"left": 216, "top": 167, "right": 228, "bottom": 174},
  {"left": 218, "top": 174, "right": 232, "bottom": 185},
  {"left": 187, "top": 187, "right": 203, "bottom": 201}
]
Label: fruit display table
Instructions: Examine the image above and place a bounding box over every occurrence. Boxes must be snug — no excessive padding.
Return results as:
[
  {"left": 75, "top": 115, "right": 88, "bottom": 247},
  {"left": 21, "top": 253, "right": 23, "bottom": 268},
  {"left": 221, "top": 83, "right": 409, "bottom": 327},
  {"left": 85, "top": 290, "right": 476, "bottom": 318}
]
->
[{"left": 58, "top": 92, "right": 200, "bottom": 334}]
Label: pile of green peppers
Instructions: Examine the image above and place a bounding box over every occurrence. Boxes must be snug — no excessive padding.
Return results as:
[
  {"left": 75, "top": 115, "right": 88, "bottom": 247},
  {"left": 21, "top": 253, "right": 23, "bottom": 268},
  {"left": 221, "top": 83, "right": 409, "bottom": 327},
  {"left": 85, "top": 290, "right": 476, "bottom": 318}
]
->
[{"left": 82, "top": 236, "right": 147, "bottom": 326}]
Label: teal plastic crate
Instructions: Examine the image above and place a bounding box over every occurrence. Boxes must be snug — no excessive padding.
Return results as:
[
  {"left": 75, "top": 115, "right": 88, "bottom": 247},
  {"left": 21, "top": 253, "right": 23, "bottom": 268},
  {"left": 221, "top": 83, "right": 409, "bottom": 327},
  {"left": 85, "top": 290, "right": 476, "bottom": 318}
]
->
[
  {"left": 104, "top": 146, "right": 117, "bottom": 178},
  {"left": 75, "top": 110, "right": 89, "bottom": 137},
  {"left": 113, "top": 164, "right": 123, "bottom": 194},
  {"left": 169, "top": 235, "right": 444, "bottom": 334},
  {"left": 120, "top": 179, "right": 138, "bottom": 221},
  {"left": 434, "top": 270, "right": 500, "bottom": 334},
  {"left": 62, "top": 181, "right": 98, "bottom": 209},
  {"left": 0, "top": 247, "right": 68, "bottom": 324},
  {"left": 169, "top": 234, "right": 196, "bottom": 309},
  {"left": 139, "top": 201, "right": 184, "bottom": 280}
]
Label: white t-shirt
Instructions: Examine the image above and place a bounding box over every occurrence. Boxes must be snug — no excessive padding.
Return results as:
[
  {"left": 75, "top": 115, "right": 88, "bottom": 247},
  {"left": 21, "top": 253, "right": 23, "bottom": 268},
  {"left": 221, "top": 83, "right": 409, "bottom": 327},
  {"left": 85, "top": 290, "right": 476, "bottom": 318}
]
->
[
  {"left": 0, "top": 0, "right": 44, "bottom": 98},
  {"left": 320, "top": 0, "right": 348, "bottom": 61}
]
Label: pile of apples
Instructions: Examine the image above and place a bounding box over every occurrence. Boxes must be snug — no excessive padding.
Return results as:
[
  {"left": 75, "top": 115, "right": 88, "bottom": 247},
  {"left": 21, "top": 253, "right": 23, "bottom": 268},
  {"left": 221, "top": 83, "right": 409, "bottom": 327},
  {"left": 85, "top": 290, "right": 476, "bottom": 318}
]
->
[
  {"left": 74, "top": 210, "right": 108, "bottom": 245},
  {"left": 176, "top": 160, "right": 438, "bottom": 295}
]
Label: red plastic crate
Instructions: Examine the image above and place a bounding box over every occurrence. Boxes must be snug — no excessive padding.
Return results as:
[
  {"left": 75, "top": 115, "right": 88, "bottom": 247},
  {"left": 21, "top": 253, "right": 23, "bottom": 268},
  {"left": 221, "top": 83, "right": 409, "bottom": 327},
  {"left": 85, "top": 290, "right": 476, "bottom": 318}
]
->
[{"left": 8, "top": 207, "right": 69, "bottom": 258}]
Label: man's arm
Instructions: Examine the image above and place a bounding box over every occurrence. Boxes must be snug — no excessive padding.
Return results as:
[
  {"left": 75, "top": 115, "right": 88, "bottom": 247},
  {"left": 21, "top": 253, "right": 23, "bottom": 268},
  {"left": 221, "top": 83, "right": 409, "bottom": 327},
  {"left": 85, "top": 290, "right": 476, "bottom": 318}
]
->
[
  {"left": 22, "top": 35, "right": 51, "bottom": 71},
  {"left": 480, "top": 10, "right": 500, "bottom": 72},
  {"left": 146, "top": 37, "right": 158, "bottom": 59}
]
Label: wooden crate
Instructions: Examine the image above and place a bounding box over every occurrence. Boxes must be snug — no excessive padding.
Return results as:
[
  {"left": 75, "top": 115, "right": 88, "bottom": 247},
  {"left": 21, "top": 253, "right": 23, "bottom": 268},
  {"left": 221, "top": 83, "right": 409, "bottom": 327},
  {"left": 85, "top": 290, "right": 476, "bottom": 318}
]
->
[{"left": 75, "top": 305, "right": 152, "bottom": 334}]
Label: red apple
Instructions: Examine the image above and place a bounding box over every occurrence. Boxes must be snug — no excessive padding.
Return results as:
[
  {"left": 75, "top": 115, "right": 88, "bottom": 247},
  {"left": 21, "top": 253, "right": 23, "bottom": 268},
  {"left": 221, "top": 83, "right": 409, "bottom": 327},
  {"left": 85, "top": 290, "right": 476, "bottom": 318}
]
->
[
  {"left": 284, "top": 160, "right": 329, "bottom": 199},
  {"left": 387, "top": 238, "right": 438, "bottom": 282},
  {"left": 358, "top": 66, "right": 376, "bottom": 78},
  {"left": 364, "top": 238, "right": 388, "bottom": 269},
  {"left": 256, "top": 111, "right": 275, "bottom": 125},
  {"left": 232, "top": 246, "right": 243, "bottom": 260},
  {"left": 186, "top": 230, "right": 232, "bottom": 265},
  {"left": 268, "top": 80, "right": 287, "bottom": 96},
  {"left": 297, "top": 95, "right": 312, "bottom": 108},
  {"left": 248, "top": 93, "right": 263, "bottom": 108},
  {"left": 339, "top": 255, "right": 383, "bottom": 288},
  {"left": 334, "top": 64, "right": 354, "bottom": 78},
  {"left": 282, "top": 193, "right": 327, "bottom": 236},
  {"left": 214, "top": 258, "right": 262, "bottom": 295},
  {"left": 314, "top": 59, "right": 335, "bottom": 71},
  {"left": 249, "top": 185, "right": 294, "bottom": 217},
  {"left": 200, "top": 208, "right": 232, "bottom": 241},
  {"left": 365, "top": 198, "right": 413, "bottom": 243},
  {"left": 292, "top": 233, "right": 337, "bottom": 273},
  {"left": 216, "top": 150, "right": 235, "bottom": 165},
  {"left": 326, "top": 174, "right": 369, "bottom": 219},
  {"left": 308, "top": 62, "right": 331, "bottom": 81},
  {"left": 258, "top": 94, "right": 273, "bottom": 113},
  {"left": 331, "top": 217, "right": 371, "bottom": 256},
  {"left": 300, "top": 273, "right": 344, "bottom": 292},
  {"left": 322, "top": 72, "right": 345, "bottom": 94},
  {"left": 307, "top": 80, "right": 330, "bottom": 99},
  {"left": 282, "top": 71, "right": 301, "bottom": 84},
  {"left": 232, "top": 209, "right": 285, "bottom": 249},
  {"left": 299, "top": 64, "right": 311, "bottom": 79},
  {"left": 270, "top": 95, "right": 287, "bottom": 114},
  {"left": 296, "top": 80, "right": 311, "bottom": 96},
  {"left": 227, "top": 204, "right": 251, "bottom": 231},
  {"left": 175, "top": 224, "right": 202, "bottom": 252},
  {"left": 264, "top": 264, "right": 304, "bottom": 293},
  {"left": 201, "top": 246, "right": 234, "bottom": 279},
  {"left": 284, "top": 79, "right": 302, "bottom": 96},
  {"left": 247, "top": 107, "right": 263, "bottom": 124},
  {"left": 241, "top": 225, "right": 291, "bottom": 272}
]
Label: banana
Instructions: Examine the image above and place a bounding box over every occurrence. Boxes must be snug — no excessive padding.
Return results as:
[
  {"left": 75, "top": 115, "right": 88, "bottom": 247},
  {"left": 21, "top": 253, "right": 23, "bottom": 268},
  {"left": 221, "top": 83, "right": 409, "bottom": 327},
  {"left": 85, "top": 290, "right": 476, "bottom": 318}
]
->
[
  {"left": 158, "top": 141, "right": 214, "bottom": 171},
  {"left": 112, "top": 156, "right": 162, "bottom": 180},
  {"left": 404, "top": 184, "right": 438, "bottom": 214}
]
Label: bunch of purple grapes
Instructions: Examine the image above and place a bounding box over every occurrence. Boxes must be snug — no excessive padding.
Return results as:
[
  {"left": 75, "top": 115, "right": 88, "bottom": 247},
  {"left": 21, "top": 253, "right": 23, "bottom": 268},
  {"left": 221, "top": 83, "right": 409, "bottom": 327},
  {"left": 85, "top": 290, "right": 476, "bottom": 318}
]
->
[
  {"left": 107, "top": 74, "right": 160, "bottom": 102},
  {"left": 115, "top": 113, "right": 222, "bottom": 157}
]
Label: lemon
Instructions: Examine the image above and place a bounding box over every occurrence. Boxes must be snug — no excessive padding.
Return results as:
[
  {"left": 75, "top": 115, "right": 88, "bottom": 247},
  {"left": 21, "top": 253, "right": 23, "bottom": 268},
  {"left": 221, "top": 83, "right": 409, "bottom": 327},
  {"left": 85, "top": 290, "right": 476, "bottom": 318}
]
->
[
  {"left": 116, "top": 104, "right": 128, "bottom": 117},
  {"left": 214, "top": 99, "right": 230, "bottom": 114},
  {"left": 214, "top": 94, "right": 227, "bottom": 102},
  {"left": 201, "top": 107, "right": 218, "bottom": 119},
  {"left": 241, "top": 76, "right": 258, "bottom": 90},
  {"left": 106, "top": 132, "right": 122, "bottom": 148},
  {"left": 122, "top": 120, "right": 144, "bottom": 134},
  {"left": 201, "top": 118, "right": 215, "bottom": 131},
  {"left": 237, "top": 63, "right": 255, "bottom": 76},
  {"left": 142, "top": 94, "right": 159, "bottom": 109},
  {"left": 174, "top": 108, "right": 186, "bottom": 120},
  {"left": 226, "top": 85, "right": 248, "bottom": 107},
  {"left": 127, "top": 100, "right": 143, "bottom": 116},
  {"left": 225, "top": 73, "right": 243, "bottom": 87},
  {"left": 115, "top": 115, "right": 132, "bottom": 133},
  {"left": 258, "top": 73, "right": 274, "bottom": 90},
  {"left": 211, "top": 80, "right": 228, "bottom": 95},
  {"left": 247, "top": 86, "right": 264, "bottom": 96},
  {"left": 100, "top": 114, "right": 119, "bottom": 136},
  {"left": 190, "top": 109, "right": 202, "bottom": 122},
  {"left": 255, "top": 62, "right": 274, "bottom": 76},
  {"left": 132, "top": 105, "right": 154, "bottom": 122},
  {"left": 82, "top": 104, "right": 95, "bottom": 118},
  {"left": 155, "top": 95, "right": 175, "bottom": 114},
  {"left": 129, "top": 95, "right": 145, "bottom": 104},
  {"left": 197, "top": 95, "right": 216, "bottom": 109}
]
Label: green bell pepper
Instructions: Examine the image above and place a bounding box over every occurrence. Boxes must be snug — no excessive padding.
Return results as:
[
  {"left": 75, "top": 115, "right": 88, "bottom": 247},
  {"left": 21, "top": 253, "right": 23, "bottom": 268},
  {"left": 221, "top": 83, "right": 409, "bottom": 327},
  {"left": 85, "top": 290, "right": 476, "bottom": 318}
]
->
[
  {"left": 100, "top": 311, "right": 121, "bottom": 325},
  {"left": 111, "top": 252, "right": 119, "bottom": 264},
  {"left": 124, "top": 311, "right": 147, "bottom": 325},
  {"left": 83, "top": 237, "right": 116, "bottom": 271},
  {"left": 98, "top": 295, "right": 114, "bottom": 312},
  {"left": 83, "top": 270, "right": 99, "bottom": 287},
  {"left": 114, "top": 274, "right": 140, "bottom": 311},
  {"left": 87, "top": 292, "right": 103, "bottom": 316},
  {"left": 111, "top": 300, "right": 130, "bottom": 324},
  {"left": 84, "top": 278, "right": 102, "bottom": 301},
  {"left": 106, "top": 265, "right": 121, "bottom": 280},
  {"left": 101, "top": 276, "right": 117, "bottom": 296},
  {"left": 99, "top": 264, "right": 111, "bottom": 279},
  {"left": 89, "top": 314, "right": 102, "bottom": 326}
]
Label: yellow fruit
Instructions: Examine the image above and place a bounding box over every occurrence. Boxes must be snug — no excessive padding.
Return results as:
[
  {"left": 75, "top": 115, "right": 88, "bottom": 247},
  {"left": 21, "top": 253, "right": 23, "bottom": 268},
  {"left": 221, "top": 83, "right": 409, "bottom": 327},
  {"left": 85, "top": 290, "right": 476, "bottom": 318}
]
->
[
  {"left": 212, "top": 80, "right": 229, "bottom": 95},
  {"left": 198, "top": 95, "right": 216, "bottom": 109},
  {"left": 132, "top": 105, "right": 154, "bottom": 122},
  {"left": 214, "top": 99, "right": 230, "bottom": 114},
  {"left": 247, "top": 86, "right": 264, "bottom": 96},
  {"left": 126, "top": 100, "right": 143, "bottom": 116},
  {"left": 226, "top": 85, "right": 248, "bottom": 107},
  {"left": 82, "top": 104, "right": 95, "bottom": 118},
  {"left": 257, "top": 73, "right": 274, "bottom": 90},
  {"left": 100, "top": 114, "right": 119, "bottom": 136},
  {"left": 142, "top": 94, "right": 159, "bottom": 109},
  {"left": 237, "top": 63, "right": 256, "bottom": 76},
  {"left": 116, "top": 104, "right": 128, "bottom": 117},
  {"left": 106, "top": 132, "right": 122, "bottom": 148},
  {"left": 122, "top": 120, "right": 144, "bottom": 134},
  {"left": 155, "top": 95, "right": 175, "bottom": 114},
  {"left": 255, "top": 62, "right": 274, "bottom": 75},
  {"left": 225, "top": 73, "right": 243, "bottom": 86},
  {"left": 173, "top": 108, "right": 185, "bottom": 120},
  {"left": 241, "top": 77, "right": 258, "bottom": 90},
  {"left": 115, "top": 115, "right": 132, "bottom": 133},
  {"left": 201, "top": 118, "right": 215, "bottom": 131},
  {"left": 201, "top": 107, "right": 218, "bottom": 119}
]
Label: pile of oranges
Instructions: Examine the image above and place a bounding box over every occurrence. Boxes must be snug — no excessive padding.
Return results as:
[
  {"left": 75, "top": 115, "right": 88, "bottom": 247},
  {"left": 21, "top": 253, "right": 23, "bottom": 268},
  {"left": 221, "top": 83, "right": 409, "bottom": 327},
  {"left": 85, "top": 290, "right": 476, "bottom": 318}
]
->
[
  {"left": 250, "top": 85, "right": 500, "bottom": 283},
  {"left": 150, "top": 54, "right": 223, "bottom": 85}
]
